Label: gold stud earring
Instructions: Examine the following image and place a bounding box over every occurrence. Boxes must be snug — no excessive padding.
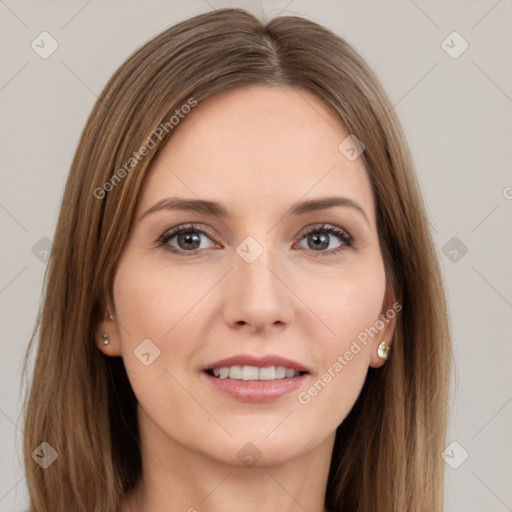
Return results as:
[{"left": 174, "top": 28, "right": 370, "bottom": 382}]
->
[
  {"left": 102, "top": 333, "right": 110, "bottom": 346},
  {"left": 377, "top": 341, "right": 390, "bottom": 361}
]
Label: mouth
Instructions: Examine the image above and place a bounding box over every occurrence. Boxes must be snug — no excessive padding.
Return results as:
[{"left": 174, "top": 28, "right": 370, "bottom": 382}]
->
[{"left": 201, "top": 355, "right": 310, "bottom": 402}]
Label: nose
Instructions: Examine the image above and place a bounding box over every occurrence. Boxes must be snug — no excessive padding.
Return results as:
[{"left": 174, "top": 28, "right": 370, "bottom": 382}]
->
[{"left": 222, "top": 244, "right": 294, "bottom": 334}]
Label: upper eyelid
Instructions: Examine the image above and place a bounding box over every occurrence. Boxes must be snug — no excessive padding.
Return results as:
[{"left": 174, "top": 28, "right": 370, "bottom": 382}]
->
[{"left": 161, "top": 224, "right": 218, "bottom": 242}]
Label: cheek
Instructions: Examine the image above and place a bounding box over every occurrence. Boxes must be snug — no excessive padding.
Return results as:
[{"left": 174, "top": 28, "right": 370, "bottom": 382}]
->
[
  {"left": 307, "top": 250, "right": 386, "bottom": 348},
  {"left": 110, "top": 255, "right": 190, "bottom": 392},
  {"left": 111, "top": 253, "right": 219, "bottom": 380},
  {"left": 113, "top": 256, "right": 209, "bottom": 343},
  {"left": 298, "top": 255, "right": 386, "bottom": 420},
  {"left": 111, "top": 257, "right": 206, "bottom": 421}
]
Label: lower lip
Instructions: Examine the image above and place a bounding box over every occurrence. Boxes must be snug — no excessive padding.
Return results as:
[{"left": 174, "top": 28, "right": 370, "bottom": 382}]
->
[{"left": 202, "top": 371, "right": 308, "bottom": 402}]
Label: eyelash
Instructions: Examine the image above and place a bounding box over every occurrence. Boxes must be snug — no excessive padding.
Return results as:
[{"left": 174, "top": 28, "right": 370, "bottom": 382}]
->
[{"left": 157, "top": 223, "right": 354, "bottom": 257}]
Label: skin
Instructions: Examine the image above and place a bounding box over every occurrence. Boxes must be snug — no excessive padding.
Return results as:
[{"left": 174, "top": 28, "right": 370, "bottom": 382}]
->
[{"left": 96, "top": 85, "right": 396, "bottom": 512}]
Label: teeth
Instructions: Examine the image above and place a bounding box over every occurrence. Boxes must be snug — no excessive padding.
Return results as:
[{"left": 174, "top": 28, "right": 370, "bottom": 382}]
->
[
  {"left": 242, "top": 365, "right": 259, "bottom": 380},
  {"left": 275, "top": 366, "right": 286, "bottom": 379},
  {"left": 210, "top": 365, "right": 301, "bottom": 380},
  {"left": 258, "top": 366, "right": 275, "bottom": 380},
  {"left": 229, "top": 365, "right": 242, "bottom": 379}
]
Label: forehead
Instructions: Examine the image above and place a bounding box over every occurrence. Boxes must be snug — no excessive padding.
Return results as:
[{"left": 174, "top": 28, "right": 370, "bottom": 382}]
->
[{"left": 138, "top": 86, "right": 375, "bottom": 223}]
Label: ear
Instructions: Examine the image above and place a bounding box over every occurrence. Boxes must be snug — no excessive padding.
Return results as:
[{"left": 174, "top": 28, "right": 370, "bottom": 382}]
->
[
  {"left": 95, "top": 302, "right": 122, "bottom": 357},
  {"left": 369, "top": 286, "right": 400, "bottom": 368}
]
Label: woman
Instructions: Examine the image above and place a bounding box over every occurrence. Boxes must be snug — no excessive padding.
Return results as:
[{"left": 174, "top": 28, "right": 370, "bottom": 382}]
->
[{"left": 22, "top": 7, "right": 452, "bottom": 512}]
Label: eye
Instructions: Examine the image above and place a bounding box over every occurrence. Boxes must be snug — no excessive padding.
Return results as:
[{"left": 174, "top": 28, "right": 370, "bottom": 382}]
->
[
  {"left": 158, "top": 222, "right": 354, "bottom": 257},
  {"left": 295, "top": 224, "right": 353, "bottom": 255},
  {"left": 158, "top": 224, "right": 218, "bottom": 256}
]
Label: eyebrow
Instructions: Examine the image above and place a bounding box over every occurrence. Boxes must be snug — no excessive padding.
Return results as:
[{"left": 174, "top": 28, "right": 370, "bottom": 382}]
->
[{"left": 140, "top": 195, "right": 370, "bottom": 226}]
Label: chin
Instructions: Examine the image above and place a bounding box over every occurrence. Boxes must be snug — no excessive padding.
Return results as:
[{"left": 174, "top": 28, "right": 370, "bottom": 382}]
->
[{"left": 204, "top": 428, "right": 319, "bottom": 468}]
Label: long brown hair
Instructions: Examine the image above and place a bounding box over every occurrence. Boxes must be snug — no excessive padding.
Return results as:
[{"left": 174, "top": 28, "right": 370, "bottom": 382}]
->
[{"left": 22, "top": 7, "right": 451, "bottom": 511}]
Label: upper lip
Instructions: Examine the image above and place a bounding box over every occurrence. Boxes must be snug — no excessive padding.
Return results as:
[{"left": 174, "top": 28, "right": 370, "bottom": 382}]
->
[{"left": 203, "top": 354, "right": 310, "bottom": 373}]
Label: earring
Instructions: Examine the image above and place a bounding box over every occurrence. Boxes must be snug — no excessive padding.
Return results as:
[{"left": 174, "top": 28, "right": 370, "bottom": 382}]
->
[
  {"left": 377, "top": 341, "right": 390, "bottom": 361},
  {"left": 102, "top": 333, "right": 110, "bottom": 346}
]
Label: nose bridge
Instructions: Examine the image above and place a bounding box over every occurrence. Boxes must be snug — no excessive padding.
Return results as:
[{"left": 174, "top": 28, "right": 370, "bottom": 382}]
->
[{"left": 223, "top": 234, "right": 293, "bottom": 330}]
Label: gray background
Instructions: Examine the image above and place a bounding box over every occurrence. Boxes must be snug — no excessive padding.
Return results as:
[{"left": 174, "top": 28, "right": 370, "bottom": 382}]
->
[{"left": 1, "top": 0, "right": 511, "bottom": 510}]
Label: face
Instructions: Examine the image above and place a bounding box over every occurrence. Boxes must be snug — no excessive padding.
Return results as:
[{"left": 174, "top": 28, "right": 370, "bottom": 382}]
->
[{"left": 97, "top": 85, "right": 396, "bottom": 467}]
